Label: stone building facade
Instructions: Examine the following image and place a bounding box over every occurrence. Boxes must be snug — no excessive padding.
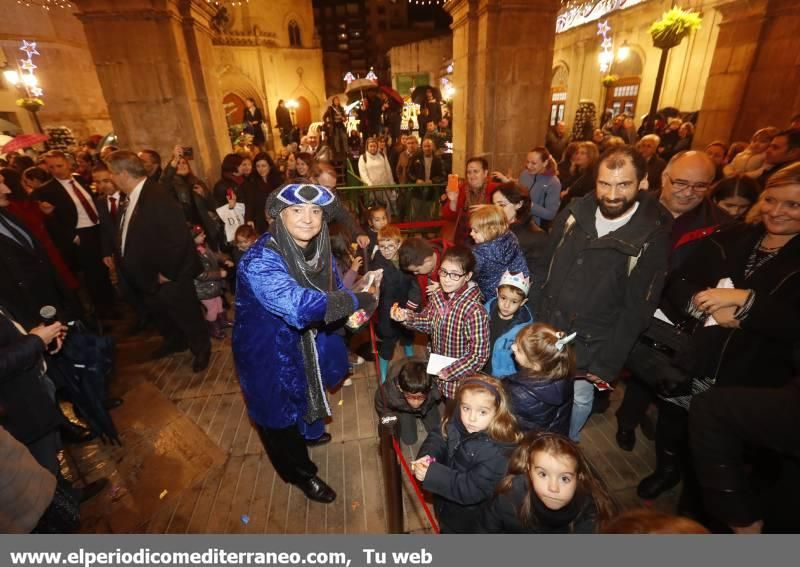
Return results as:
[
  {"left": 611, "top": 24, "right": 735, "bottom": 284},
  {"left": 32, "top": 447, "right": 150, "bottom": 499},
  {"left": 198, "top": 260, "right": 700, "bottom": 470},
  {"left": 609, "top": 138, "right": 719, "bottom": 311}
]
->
[{"left": 388, "top": 34, "right": 453, "bottom": 98}]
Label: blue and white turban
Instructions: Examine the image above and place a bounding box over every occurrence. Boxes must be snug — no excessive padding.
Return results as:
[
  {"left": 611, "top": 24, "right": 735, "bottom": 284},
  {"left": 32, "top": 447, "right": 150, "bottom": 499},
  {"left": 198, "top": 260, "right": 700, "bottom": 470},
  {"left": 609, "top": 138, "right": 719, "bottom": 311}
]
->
[{"left": 268, "top": 182, "right": 336, "bottom": 220}]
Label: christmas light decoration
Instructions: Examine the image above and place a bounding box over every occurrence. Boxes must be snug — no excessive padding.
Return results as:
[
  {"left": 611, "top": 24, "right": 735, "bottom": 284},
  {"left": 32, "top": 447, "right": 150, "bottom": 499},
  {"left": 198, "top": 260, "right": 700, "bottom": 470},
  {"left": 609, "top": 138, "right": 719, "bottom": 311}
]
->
[
  {"left": 365, "top": 67, "right": 378, "bottom": 81},
  {"left": 343, "top": 71, "right": 355, "bottom": 85},
  {"left": 15, "top": 0, "right": 73, "bottom": 10},
  {"left": 597, "top": 19, "right": 613, "bottom": 73}
]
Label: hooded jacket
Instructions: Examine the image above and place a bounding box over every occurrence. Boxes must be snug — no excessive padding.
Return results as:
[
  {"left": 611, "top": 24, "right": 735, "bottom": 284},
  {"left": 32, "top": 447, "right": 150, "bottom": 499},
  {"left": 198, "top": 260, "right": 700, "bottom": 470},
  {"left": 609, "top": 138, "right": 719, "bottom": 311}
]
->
[
  {"left": 374, "top": 356, "right": 442, "bottom": 433},
  {"left": 483, "top": 297, "right": 533, "bottom": 378},
  {"left": 537, "top": 192, "right": 672, "bottom": 381},
  {"left": 473, "top": 230, "right": 530, "bottom": 301},
  {"left": 504, "top": 371, "right": 574, "bottom": 436},
  {"left": 419, "top": 417, "right": 516, "bottom": 533}
]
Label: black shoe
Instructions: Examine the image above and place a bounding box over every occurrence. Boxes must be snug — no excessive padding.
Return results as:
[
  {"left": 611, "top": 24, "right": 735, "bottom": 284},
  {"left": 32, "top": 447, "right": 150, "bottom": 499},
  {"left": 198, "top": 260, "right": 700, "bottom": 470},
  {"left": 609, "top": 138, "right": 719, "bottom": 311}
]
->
[
  {"left": 295, "top": 476, "right": 336, "bottom": 504},
  {"left": 104, "top": 397, "right": 124, "bottom": 410},
  {"left": 60, "top": 422, "right": 95, "bottom": 444},
  {"left": 78, "top": 478, "right": 109, "bottom": 503},
  {"left": 615, "top": 428, "right": 636, "bottom": 452},
  {"left": 192, "top": 349, "right": 211, "bottom": 373},
  {"left": 150, "top": 342, "right": 187, "bottom": 360},
  {"left": 637, "top": 463, "right": 682, "bottom": 499},
  {"left": 306, "top": 433, "right": 332, "bottom": 447}
]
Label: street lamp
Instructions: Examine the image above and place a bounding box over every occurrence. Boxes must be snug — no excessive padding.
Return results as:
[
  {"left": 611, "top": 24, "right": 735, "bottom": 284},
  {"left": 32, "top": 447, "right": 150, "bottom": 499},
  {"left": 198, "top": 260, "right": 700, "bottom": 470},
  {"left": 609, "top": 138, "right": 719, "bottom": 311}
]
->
[
  {"left": 285, "top": 99, "right": 298, "bottom": 125},
  {"left": 3, "top": 40, "right": 45, "bottom": 133}
]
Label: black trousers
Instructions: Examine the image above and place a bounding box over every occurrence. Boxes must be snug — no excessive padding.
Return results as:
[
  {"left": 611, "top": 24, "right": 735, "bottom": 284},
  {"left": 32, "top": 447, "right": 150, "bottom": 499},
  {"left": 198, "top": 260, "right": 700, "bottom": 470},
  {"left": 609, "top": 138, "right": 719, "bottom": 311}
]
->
[
  {"left": 689, "top": 383, "right": 800, "bottom": 531},
  {"left": 76, "top": 226, "right": 113, "bottom": 309},
  {"left": 143, "top": 277, "right": 209, "bottom": 356},
  {"left": 255, "top": 424, "right": 318, "bottom": 485},
  {"left": 616, "top": 375, "right": 656, "bottom": 431}
]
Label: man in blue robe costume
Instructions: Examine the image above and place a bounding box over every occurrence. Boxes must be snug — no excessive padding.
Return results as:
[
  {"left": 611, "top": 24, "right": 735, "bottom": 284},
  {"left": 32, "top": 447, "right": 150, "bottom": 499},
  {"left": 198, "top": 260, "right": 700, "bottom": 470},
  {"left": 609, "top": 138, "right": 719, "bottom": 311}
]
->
[{"left": 232, "top": 183, "right": 376, "bottom": 504}]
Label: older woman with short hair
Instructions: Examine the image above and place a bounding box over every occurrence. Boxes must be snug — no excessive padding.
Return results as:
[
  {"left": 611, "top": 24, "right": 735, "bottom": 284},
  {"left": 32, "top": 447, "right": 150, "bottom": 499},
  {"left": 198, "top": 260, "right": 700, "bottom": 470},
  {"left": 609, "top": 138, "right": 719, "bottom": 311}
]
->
[{"left": 233, "top": 182, "right": 378, "bottom": 504}]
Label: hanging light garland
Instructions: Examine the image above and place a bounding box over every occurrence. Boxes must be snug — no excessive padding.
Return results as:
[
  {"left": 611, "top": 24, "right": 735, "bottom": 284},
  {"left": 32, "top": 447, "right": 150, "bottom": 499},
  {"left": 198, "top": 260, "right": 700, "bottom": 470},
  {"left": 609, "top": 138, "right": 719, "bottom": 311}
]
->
[
  {"left": 410, "top": 1, "right": 448, "bottom": 6},
  {"left": 15, "top": 0, "right": 72, "bottom": 9},
  {"left": 206, "top": 0, "right": 249, "bottom": 7}
]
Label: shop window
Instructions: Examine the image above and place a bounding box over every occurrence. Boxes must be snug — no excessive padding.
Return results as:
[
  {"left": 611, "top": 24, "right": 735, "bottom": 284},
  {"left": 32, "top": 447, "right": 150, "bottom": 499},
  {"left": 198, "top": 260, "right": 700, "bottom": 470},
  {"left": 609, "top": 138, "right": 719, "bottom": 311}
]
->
[{"left": 550, "top": 89, "right": 567, "bottom": 126}]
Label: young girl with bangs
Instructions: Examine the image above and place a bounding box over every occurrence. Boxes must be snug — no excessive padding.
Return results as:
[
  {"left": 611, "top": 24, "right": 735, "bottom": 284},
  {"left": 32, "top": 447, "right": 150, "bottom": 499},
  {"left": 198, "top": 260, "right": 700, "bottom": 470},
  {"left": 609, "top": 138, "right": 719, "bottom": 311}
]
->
[
  {"left": 480, "top": 432, "right": 615, "bottom": 533},
  {"left": 411, "top": 376, "right": 521, "bottom": 533}
]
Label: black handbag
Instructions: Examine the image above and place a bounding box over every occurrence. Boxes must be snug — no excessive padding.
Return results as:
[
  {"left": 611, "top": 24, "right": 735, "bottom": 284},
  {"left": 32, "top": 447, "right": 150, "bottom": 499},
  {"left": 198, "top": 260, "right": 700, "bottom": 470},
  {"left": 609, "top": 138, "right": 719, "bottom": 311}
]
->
[{"left": 626, "top": 316, "right": 693, "bottom": 395}]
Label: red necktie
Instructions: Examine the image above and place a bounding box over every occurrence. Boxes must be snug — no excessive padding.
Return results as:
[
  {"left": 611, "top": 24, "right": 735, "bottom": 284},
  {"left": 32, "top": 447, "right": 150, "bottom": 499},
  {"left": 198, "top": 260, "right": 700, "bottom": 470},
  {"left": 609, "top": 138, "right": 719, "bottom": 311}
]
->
[
  {"left": 109, "top": 196, "right": 118, "bottom": 221},
  {"left": 70, "top": 180, "right": 99, "bottom": 224}
]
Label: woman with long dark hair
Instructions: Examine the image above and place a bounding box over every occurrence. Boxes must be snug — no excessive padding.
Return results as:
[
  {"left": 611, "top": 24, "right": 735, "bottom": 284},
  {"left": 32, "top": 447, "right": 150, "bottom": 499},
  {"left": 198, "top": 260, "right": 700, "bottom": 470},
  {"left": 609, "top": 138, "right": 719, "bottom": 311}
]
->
[
  {"left": 246, "top": 152, "right": 284, "bottom": 234},
  {"left": 161, "top": 146, "right": 222, "bottom": 250}
]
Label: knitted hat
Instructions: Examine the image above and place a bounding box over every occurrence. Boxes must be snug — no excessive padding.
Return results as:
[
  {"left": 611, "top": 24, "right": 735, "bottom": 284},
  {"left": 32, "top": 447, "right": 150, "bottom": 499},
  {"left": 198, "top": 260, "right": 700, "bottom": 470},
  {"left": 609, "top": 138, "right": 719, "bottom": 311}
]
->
[{"left": 498, "top": 270, "right": 530, "bottom": 296}]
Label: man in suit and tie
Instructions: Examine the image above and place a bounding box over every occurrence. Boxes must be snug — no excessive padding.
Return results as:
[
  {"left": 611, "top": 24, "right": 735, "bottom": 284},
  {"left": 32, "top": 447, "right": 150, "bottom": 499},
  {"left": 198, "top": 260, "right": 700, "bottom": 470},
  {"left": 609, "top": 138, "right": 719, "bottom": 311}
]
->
[
  {"left": 105, "top": 151, "right": 210, "bottom": 372},
  {"left": 33, "top": 150, "right": 114, "bottom": 319}
]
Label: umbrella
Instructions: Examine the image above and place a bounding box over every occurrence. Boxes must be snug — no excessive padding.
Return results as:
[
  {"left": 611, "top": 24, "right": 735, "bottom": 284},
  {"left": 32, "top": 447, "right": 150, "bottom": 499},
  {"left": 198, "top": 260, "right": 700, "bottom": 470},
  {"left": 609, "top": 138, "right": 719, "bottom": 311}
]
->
[
  {"left": 411, "top": 85, "right": 442, "bottom": 105},
  {"left": 48, "top": 322, "right": 120, "bottom": 444},
  {"left": 327, "top": 93, "right": 349, "bottom": 107},
  {"left": 1, "top": 132, "right": 49, "bottom": 154},
  {"left": 379, "top": 85, "right": 404, "bottom": 105},
  {"left": 345, "top": 78, "right": 378, "bottom": 93}
]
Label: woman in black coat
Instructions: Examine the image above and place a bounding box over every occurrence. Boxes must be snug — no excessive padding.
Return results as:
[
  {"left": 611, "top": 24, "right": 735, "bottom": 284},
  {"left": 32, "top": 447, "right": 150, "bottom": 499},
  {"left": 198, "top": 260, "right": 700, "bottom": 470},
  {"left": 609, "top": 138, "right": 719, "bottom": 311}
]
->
[
  {"left": 246, "top": 152, "right": 283, "bottom": 234},
  {"left": 161, "top": 145, "right": 222, "bottom": 250},
  {"left": 559, "top": 141, "right": 599, "bottom": 210},
  {"left": 244, "top": 98, "right": 266, "bottom": 149},
  {"left": 0, "top": 307, "right": 65, "bottom": 474},
  {"left": 489, "top": 183, "right": 549, "bottom": 306},
  {"left": 638, "top": 163, "right": 800, "bottom": 501}
]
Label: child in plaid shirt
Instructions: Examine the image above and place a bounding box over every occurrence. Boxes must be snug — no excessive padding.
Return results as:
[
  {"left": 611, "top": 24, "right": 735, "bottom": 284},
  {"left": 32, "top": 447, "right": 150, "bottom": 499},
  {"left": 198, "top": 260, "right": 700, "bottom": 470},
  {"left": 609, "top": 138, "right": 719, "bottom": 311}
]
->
[{"left": 391, "top": 245, "right": 490, "bottom": 399}]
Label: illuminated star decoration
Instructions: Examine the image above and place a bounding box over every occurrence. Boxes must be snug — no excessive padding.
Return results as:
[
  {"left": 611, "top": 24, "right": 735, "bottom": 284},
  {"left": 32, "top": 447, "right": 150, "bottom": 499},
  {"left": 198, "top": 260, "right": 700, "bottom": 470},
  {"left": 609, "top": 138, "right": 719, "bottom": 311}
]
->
[
  {"left": 17, "top": 38, "right": 44, "bottom": 98},
  {"left": 597, "top": 19, "right": 613, "bottom": 73},
  {"left": 19, "top": 40, "right": 39, "bottom": 57}
]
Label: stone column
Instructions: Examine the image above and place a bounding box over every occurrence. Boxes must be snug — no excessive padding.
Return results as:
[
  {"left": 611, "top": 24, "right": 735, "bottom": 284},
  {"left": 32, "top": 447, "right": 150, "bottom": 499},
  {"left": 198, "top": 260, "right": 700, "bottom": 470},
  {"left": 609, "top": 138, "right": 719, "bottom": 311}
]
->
[
  {"left": 695, "top": 0, "right": 800, "bottom": 148},
  {"left": 73, "top": 0, "right": 230, "bottom": 181},
  {"left": 445, "top": 0, "right": 561, "bottom": 175}
]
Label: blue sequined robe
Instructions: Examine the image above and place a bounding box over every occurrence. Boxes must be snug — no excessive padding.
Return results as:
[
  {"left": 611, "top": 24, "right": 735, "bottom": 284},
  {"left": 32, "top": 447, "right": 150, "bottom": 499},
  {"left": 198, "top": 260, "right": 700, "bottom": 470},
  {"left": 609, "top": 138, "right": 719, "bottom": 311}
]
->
[{"left": 232, "top": 233, "right": 349, "bottom": 429}]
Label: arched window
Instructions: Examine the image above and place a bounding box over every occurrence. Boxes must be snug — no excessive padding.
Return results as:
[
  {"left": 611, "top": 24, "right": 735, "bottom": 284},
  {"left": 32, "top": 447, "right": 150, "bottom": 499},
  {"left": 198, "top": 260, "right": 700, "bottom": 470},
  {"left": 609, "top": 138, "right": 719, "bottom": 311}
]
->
[{"left": 288, "top": 21, "right": 302, "bottom": 47}]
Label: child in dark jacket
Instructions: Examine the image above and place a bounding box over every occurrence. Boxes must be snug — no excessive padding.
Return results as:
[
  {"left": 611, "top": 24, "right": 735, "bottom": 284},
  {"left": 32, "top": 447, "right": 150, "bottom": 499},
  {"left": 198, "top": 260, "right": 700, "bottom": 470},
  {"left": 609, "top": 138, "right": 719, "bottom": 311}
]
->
[
  {"left": 483, "top": 271, "right": 533, "bottom": 378},
  {"left": 371, "top": 226, "right": 421, "bottom": 381},
  {"left": 411, "top": 376, "right": 521, "bottom": 533},
  {"left": 506, "top": 323, "right": 576, "bottom": 436},
  {"left": 192, "top": 225, "right": 233, "bottom": 339},
  {"left": 374, "top": 358, "right": 442, "bottom": 444},
  {"left": 480, "top": 432, "right": 615, "bottom": 533},
  {"left": 469, "top": 205, "right": 529, "bottom": 300}
]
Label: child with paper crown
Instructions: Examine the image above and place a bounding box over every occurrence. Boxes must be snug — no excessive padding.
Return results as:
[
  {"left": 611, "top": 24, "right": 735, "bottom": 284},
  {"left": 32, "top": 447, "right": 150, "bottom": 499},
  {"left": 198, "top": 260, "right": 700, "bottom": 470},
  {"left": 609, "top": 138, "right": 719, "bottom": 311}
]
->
[{"left": 483, "top": 271, "right": 534, "bottom": 378}]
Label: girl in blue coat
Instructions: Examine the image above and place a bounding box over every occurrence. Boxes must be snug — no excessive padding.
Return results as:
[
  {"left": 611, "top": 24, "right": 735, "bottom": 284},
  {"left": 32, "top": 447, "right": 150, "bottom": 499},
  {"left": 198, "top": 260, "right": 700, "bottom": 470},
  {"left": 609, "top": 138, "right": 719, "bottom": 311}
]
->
[
  {"left": 506, "top": 323, "right": 576, "bottom": 436},
  {"left": 411, "top": 376, "right": 521, "bottom": 533},
  {"left": 233, "top": 183, "right": 377, "bottom": 504},
  {"left": 483, "top": 271, "right": 533, "bottom": 378},
  {"left": 469, "top": 205, "right": 529, "bottom": 300}
]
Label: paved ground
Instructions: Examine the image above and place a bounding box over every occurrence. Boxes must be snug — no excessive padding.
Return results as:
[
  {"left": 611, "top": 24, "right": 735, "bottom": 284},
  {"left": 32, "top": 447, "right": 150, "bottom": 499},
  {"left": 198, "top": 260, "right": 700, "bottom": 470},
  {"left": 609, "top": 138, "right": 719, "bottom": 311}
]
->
[{"left": 66, "top": 321, "right": 679, "bottom": 533}]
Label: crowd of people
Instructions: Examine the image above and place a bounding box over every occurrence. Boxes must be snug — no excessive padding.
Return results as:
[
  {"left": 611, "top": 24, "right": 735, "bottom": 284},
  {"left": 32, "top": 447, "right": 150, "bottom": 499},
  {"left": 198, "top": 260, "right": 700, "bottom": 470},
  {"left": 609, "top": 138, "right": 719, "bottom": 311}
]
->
[{"left": 0, "top": 105, "right": 798, "bottom": 534}]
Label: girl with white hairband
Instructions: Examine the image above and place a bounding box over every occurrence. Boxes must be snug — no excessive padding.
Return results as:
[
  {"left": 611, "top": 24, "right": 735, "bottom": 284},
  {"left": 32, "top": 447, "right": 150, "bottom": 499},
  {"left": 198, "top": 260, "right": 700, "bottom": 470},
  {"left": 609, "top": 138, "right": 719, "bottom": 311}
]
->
[{"left": 506, "top": 323, "right": 577, "bottom": 436}]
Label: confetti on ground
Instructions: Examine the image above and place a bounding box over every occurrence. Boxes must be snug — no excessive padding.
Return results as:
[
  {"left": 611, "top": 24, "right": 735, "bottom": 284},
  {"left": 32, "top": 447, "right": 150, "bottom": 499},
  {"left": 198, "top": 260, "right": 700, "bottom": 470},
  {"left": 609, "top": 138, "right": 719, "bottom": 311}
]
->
[
  {"left": 338, "top": 400, "right": 343, "bottom": 406},
  {"left": 241, "top": 515, "right": 250, "bottom": 525},
  {"left": 351, "top": 500, "right": 360, "bottom": 511},
  {"left": 159, "top": 489, "right": 168, "bottom": 500},
  {"left": 110, "top": 485, "right": 127, "bottom": 502}
]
